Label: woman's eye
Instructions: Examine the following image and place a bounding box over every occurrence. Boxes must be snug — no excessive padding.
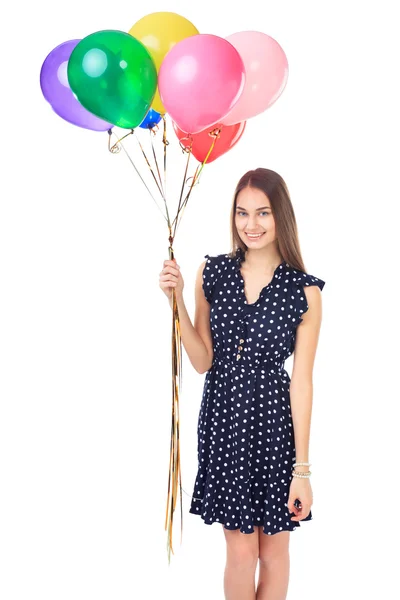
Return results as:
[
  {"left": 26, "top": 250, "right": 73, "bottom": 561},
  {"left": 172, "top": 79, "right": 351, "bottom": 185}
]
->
[{"left": 237, "top": 211, "right": 269, "bottom": 217}]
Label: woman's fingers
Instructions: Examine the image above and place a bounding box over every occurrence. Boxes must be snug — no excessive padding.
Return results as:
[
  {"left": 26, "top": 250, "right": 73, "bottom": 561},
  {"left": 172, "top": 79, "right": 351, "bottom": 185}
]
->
[
  {"left": 159, "top": 260, "right": 182, "bottom": 291},
  {"left": 290, "top": 504, "right": 311, "bottom": 521},
  {"left": 161, "top": 260, "right": 180, "bottom": 277},
  {"left": 164, "top": 259, "right": 180, "bottom": 268},
  {"left": 160, "top": 268, "right": 180, "bottom": 277},
  {"left": 160, "top": 271, "right": 179, "bottom": 281}
]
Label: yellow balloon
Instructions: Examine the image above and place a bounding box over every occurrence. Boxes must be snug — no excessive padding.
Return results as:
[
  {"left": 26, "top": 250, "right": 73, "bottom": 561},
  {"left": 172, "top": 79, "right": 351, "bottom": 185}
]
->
[{"left": 128, "top": 12, "right": 199, "bottom": 114}]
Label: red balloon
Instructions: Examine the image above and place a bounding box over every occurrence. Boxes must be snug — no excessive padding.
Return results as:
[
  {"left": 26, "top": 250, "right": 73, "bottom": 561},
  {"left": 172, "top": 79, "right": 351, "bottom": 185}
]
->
[{"left": 172, "top": 121, "right": 246, "bottom": 163}]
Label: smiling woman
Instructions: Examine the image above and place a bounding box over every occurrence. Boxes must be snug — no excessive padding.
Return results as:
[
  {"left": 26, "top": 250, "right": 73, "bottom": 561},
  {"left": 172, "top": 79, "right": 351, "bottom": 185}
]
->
[
  {"left": 158, "top": 167, "right": 325, "bottom": 596},
  {"left": 192, "top": 167, "right": 325, "bottom": 599}
]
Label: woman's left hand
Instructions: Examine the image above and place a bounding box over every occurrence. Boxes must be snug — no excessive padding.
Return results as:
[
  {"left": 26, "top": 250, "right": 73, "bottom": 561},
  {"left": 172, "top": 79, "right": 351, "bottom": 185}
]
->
[{"left": 287, "top": 477, "right": 313, "bottom": 521}]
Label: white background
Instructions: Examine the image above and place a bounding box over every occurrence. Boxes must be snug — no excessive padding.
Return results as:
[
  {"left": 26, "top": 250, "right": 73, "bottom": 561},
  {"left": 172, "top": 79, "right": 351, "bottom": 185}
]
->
[{"left": 0, "top": 0, "right": 398, "bottom": 598}]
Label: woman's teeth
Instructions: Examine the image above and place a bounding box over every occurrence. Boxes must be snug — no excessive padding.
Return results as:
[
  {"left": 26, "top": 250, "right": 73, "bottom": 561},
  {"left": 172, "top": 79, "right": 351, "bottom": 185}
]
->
[{"left": 245, "top": 232, "right": 265, "bottom": 240}]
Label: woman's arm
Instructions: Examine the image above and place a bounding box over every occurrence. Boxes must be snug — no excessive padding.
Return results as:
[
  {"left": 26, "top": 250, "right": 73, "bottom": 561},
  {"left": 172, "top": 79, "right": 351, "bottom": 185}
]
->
[
  {"left": 170, "top": 260, "right": 214, "bottom": 374},
  {"left": 289, "top": 285, "right": 323, "bottom": 472}
]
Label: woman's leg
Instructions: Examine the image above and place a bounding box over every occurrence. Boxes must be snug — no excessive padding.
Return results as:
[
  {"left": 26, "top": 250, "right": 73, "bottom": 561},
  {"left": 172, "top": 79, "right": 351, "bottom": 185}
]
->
[
  {"left": 256, "top": 529, "right": 290, "bottom": 600},
  {"left": 222, "top": 525, "right": 260, "bottom": 600}
]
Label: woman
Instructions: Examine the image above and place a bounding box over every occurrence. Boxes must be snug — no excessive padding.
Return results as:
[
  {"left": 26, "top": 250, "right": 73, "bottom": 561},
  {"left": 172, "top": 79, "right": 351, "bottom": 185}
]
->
[{"left": 159, "top": 168, "right": 325, "bottom": 600}]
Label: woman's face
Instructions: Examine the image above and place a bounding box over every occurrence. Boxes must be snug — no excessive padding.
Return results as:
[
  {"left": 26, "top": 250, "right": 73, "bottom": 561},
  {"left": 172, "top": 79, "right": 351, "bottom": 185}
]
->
[{"left": 235, "top": 187, "right": 277, "bottom": 249}]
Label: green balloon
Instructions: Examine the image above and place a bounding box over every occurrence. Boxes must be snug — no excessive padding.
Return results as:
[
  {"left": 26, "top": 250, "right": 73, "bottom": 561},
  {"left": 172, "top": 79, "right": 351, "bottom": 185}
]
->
[{"left": 67, "top": 30, "right": 157, "bottom": 129}]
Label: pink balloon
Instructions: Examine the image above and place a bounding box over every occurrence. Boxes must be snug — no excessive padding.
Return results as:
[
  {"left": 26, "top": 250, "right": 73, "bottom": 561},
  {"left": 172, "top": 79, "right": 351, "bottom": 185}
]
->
[
  {"left": 158, "top": 34, "right": 245, "bottom": 134},
  {"left": 221, "top": 31, "right": 289, "bottom": 126}
]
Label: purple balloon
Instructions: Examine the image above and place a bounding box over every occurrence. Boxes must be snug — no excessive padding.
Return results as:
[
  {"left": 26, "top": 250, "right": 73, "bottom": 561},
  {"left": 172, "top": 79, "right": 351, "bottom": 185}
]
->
[{"left": 40, "top": 39, "right": 112, "bottom": 132}]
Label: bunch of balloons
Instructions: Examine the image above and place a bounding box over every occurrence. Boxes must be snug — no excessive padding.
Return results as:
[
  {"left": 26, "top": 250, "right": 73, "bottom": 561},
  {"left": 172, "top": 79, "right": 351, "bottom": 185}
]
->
[{"left": 40, "top": 11, "right": 288, "bottom": 164}]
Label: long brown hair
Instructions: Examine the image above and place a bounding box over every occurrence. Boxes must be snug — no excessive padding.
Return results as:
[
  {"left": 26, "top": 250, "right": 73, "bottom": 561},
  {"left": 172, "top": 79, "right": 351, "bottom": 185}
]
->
[{"left": 228, "top": 168, "right": 307, "bottom": 272}]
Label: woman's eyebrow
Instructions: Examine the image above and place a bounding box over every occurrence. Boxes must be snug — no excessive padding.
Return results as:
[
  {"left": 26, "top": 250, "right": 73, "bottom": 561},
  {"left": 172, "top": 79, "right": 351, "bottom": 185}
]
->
[{"left": 236, "top": 206, "right": 271, "bottom": 210}]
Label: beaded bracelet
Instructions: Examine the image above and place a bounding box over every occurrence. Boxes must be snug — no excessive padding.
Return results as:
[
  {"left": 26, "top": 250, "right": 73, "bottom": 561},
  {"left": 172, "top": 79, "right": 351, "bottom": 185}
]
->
[{"left": 292, "top": 471, "right": 311, "bottom": 478}]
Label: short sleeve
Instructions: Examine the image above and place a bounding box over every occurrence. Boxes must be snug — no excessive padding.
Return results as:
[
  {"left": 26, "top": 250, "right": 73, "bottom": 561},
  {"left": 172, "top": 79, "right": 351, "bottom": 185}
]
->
[
  {"left": 202, "top": 254, "right": 224, "bottom": 304},
  {"left": 293, "top": 271, "right": 325, "bottom": 324}
]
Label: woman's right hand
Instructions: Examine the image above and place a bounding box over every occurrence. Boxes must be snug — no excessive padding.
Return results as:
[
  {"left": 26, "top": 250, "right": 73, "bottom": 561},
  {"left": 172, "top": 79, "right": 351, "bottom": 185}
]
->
[{"left": 159, "top": 259, "right": 184, "bottom": 304}]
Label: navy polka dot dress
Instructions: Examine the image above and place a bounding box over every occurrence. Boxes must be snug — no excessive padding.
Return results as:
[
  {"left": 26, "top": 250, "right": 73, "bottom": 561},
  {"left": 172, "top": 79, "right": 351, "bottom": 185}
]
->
[{"left": 189, "top": 247, "right": 325, "bottom": 535}]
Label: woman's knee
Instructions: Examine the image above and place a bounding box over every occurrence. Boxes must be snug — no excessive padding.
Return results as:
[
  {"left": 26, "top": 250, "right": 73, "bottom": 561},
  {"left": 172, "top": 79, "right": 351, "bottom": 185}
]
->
[
  {"left": 223, "top": 526, "right": 259, "bottom": 569},
  {"left": 258, "top": 530, "right": 290, "bottom": 567}
]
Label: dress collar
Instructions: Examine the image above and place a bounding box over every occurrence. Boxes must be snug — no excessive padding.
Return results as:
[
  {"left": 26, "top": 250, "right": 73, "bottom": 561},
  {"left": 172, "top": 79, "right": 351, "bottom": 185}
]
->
[{"left": 234, "top": 247, "right": 289, "bottom": 272}]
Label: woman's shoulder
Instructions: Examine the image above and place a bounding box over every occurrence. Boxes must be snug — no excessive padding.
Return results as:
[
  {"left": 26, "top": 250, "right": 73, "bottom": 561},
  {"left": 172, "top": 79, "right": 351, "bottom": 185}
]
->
[
  {"left": 201, "top": 252, "right": 234, "bottom": 304},
  {"left": 202, "top": 251, "right": 235, "bottom": 268},
  {"left": 289, "top": 265, "right": 325, "bottom": 291}
]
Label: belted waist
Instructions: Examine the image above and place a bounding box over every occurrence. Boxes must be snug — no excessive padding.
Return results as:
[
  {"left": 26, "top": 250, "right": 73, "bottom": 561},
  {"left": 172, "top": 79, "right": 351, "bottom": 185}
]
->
[{"left": 212, "top": 353, "right": 285, "bottom": 373}]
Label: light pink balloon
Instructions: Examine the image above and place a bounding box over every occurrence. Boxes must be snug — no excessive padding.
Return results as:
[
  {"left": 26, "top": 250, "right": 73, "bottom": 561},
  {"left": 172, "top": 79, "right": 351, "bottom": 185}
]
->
[
  {"left": 221, "top": 31, "right": 289, "bottom": 126},
  {"left": 158, "top": 34, "right": 246, "bottom": 134}
]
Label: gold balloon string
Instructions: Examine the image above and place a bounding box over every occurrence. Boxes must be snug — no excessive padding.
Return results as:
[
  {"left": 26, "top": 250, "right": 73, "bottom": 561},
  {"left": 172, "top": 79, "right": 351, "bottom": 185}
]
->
[
  {"left": 150, "top": 122, "right": 160, "bottom": 134},
  {"left": 171, "top": 136, "right": 194, "bottom": 236},
  {"left": 163, "top": 115, "right": 168, "bottom": 203},
  {"left": 170, "top": 135, "right": 200, "bottom": 232},
  {"left": 195, "top": 126, "right": 221, "bottom": 181},
  {"left": 172, "top": 165, "right": 200, "bottom": 235},
  {"left": 133, "top": 131, "right": 165, "bottom": 201},
  {"left": 108, "top": 122, "right": 181, "bottom": 563},
  {"left": 107, "top": 129, "right": 169, "bottom": 224},
  {"left": 164, "top": 193, "right": 183, "bottom": 564},
  {"left": 165, "top": 241, "right": 184, "bottom": 564},
  {"left": 148, "top": 124, "right": 174, "bottom": 232},
  {"left": 133, "top": 117, "right": 174, "bottom": 234},
  {"left": 148, "top": 127, "right": 165, "bottom": 200},
  {"left": 171, "top": 128, "right": 220, "bottom": 233},
  {"left": 108, "top": 120, "right": 213, "bottom": 563},
  {"left": 107, "top": 128, "right": 134, "bottom": 153}
]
